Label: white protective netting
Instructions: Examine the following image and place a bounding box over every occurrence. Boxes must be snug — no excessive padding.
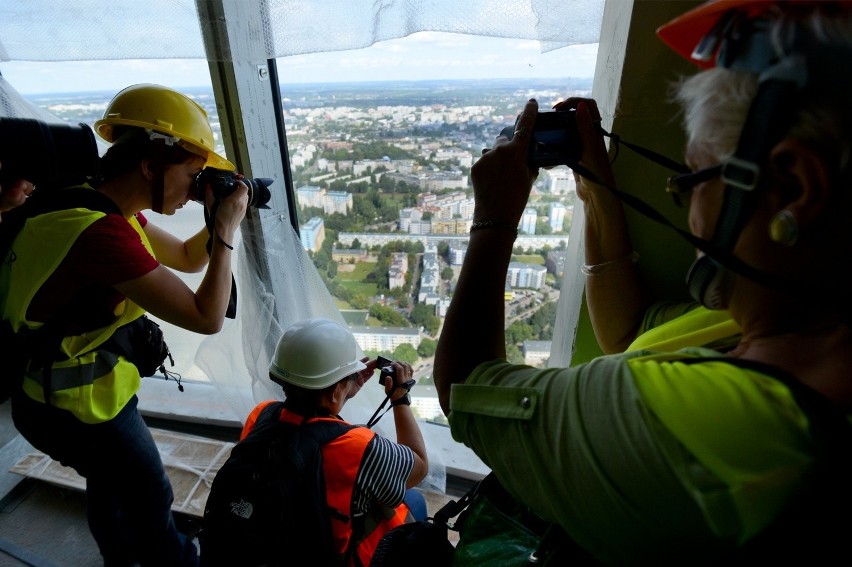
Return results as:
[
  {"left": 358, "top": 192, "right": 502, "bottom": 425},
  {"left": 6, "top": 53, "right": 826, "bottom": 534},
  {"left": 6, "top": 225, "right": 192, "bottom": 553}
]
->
[{"left": 0, "top": 0, "right": 603, "bottom": 62}]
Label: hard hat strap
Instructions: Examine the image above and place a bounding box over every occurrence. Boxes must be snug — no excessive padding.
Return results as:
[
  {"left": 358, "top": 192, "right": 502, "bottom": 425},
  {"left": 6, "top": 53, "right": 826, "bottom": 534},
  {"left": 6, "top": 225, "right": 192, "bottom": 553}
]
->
[{"left": 149, "top": 137, "right": 167, "bottom": 214}]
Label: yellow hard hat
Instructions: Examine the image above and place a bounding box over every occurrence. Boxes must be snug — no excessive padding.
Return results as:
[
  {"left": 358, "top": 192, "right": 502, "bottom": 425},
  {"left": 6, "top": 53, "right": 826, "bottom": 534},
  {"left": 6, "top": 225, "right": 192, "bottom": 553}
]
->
[{"left": 94, "top": 83, "right": 234, "bottom": 171}]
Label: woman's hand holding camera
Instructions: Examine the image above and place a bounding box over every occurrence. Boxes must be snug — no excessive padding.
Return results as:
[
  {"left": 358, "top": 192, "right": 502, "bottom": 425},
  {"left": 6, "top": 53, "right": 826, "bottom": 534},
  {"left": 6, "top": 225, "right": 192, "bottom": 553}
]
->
[
  {"left": 205, "top": 180, "right": 248, "bottom": 248},
  {"left": 470, "top": 98, "right": 539, "bottom": 229},
  {"left": 552, "top": 98, "right": 613, "bottom": 204}
]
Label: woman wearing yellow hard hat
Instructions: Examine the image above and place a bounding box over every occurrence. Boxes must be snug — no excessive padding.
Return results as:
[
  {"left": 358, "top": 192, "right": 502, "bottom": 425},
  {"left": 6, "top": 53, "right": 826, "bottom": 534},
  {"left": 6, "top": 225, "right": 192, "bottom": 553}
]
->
[{"left": 2, "top": 83, "right": 248, "bottom": 566}]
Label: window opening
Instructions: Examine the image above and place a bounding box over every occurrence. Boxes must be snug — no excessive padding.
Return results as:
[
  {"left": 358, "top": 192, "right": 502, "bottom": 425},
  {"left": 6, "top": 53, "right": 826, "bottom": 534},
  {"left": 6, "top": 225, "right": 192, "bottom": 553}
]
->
[{"left": 276, "top": 33, "right": 597, "bottom": 426}]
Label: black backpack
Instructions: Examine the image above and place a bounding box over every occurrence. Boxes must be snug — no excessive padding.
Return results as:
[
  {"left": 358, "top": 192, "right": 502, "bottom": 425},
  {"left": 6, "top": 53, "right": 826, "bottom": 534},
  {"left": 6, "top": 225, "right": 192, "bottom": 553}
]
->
[{"left": 199, "top": 402, "right": 356, "bottom": 567}]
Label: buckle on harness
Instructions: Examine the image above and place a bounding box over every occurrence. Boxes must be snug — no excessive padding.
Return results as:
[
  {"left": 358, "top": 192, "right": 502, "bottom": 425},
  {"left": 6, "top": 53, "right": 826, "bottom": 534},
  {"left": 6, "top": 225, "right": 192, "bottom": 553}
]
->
[{"left": 722, "top": 157, "right": 760, "bottom": 191}]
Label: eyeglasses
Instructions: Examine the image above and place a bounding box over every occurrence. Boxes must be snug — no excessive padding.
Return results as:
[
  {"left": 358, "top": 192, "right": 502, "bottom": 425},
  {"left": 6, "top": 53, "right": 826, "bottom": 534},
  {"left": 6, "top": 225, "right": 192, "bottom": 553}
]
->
[{"left": 666, "top": 164, "right": 722, "bottom": 208}]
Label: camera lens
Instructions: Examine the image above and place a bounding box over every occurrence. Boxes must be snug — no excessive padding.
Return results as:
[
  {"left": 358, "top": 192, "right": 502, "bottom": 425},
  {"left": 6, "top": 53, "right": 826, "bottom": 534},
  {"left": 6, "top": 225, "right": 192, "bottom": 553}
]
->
[
  {"left": 193, "top": 168, "right": 273, "bottom": 209},
  {"left": 244, "top": 177, "right": 273, "bottom": 209},
  {"left": 0, "top": 118, "right": 99, "bottom": 185}
]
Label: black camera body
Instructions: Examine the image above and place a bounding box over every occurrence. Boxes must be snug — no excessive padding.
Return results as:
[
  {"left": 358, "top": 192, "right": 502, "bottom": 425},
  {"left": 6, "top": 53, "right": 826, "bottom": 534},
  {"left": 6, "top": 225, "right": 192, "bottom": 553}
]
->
[
  {"left": 0, "top": 117, "right": 99, "bottom": 185},
  {"left": 376, "top": 356, "right": 396, "bottom": 387},
  {"left": 501, "top": 109, "right": 581, "bottom": 169},
  {"left": 193, "top": 168, "right": 273, "bottom": 209}
]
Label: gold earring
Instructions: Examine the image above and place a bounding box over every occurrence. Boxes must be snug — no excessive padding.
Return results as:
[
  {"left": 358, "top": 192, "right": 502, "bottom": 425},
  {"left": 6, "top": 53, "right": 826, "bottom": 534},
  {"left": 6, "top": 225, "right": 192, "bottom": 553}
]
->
[{"left": 769, "top": 209, "right": 799, "bottom": 246}]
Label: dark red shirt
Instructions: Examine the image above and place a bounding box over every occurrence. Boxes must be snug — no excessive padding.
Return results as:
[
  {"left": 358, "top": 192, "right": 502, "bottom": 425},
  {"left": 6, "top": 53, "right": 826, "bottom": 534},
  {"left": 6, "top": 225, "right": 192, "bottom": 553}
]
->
[{"left": 27, "top": 211, "right": 160, "bottom": 331}]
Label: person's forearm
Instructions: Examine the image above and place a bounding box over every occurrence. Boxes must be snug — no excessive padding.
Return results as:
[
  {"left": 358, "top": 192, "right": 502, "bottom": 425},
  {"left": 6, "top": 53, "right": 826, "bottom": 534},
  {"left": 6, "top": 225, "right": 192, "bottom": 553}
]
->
[
  {"left": 183, "top": 225, "right": 214, "bottom": 272},
  {"left": 582, "top": 188, "right": 650, "bottom": 353},
  {"left": 393, "top": 406, "right": 427, "bottom": 465},
  {"left": 191, "top": 237, "right": 234, "bottom": 333},
  {"left": 435, "top": 229, "right": 515, "bottom": 414}
]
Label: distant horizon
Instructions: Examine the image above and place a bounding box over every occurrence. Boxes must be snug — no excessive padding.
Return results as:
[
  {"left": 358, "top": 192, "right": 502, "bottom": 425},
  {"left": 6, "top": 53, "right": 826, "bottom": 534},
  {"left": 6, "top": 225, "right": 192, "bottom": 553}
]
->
[
  {"left": 16, "top": 76, "right": 595, "bottom": 99},
  {"left": 0, "top": 36, "right": 598, "bottom": 95}
]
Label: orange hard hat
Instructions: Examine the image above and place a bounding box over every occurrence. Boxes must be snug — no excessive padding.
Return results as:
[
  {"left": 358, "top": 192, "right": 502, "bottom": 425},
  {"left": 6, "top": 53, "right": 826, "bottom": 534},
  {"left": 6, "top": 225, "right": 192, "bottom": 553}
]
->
[{"left": 657, "top": 0, "right": 852, "bottom": 69}]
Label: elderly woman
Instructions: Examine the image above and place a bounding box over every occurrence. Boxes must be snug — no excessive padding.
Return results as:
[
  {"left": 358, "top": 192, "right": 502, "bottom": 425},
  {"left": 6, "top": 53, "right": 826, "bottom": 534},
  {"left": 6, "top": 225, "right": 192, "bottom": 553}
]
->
[{"left": 434, "top": 0, "right": 852, "bottom": 563}]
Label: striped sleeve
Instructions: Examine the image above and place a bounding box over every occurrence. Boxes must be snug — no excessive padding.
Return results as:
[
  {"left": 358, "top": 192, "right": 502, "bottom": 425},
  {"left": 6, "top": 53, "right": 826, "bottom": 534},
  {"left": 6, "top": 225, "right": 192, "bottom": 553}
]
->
[{"left": 351, "top": 435, "right": 414, "bottom": 515}]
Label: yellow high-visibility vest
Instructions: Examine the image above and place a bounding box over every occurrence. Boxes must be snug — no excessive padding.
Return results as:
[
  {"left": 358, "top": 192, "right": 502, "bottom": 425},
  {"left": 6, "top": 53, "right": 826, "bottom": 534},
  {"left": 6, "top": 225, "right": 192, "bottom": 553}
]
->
[{"left": 1, "top": 203, "right": 151, "bottom": 423}]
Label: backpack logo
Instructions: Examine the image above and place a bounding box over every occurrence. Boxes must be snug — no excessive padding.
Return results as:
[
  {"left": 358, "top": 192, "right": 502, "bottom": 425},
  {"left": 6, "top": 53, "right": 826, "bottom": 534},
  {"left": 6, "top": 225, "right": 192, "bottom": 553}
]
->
[{"left": 229, "top": 499, "right": 253, "bottom": 520}]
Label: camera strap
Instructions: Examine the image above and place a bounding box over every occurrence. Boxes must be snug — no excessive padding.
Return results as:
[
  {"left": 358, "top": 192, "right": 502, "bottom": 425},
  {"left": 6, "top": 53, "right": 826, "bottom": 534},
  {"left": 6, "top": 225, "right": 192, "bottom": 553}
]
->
[
  {"left": 202, "top": 202, "right": 238, "bottom": 319},
  {"left": 149, "top": 137, "right": 167, "bottom": 214},
  {"left": 365, "top": 379, "right": 416, "bottom": 428},
  {"left": 574, "top": 131, "right": 797, "bottom": 299}
]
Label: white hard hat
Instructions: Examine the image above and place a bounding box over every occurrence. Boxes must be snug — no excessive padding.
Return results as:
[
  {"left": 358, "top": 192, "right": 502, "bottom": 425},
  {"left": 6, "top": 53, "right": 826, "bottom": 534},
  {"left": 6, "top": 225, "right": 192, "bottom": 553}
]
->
[{"left": 269, "top": 318, "right": 367, "bottom": 390}]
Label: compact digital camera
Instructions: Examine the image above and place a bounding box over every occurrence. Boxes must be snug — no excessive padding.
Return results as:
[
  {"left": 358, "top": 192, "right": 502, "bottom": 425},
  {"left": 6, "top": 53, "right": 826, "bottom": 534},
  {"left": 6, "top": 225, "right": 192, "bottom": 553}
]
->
[
  {"left": 376, "top": 356, "right": 396, "bottom": 387},
  {"left": 500, "top": 109, "right": 582, "bottom": 169}
]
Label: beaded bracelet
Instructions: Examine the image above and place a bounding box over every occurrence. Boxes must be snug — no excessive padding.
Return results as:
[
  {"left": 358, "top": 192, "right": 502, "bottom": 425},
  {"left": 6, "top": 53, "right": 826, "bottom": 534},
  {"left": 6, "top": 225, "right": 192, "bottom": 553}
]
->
[
  {"left": 581, "top": 251, "right": 639, "bottom": 275},
  {"left": 469, "top": 220, "right": 519, "bottom": 236}
]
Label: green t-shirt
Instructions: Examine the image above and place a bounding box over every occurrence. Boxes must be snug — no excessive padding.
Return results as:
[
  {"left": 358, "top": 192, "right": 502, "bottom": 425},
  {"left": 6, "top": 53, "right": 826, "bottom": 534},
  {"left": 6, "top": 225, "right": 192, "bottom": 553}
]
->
[{"left": 448, "top": 349, "right": 813, "bottom": 564}]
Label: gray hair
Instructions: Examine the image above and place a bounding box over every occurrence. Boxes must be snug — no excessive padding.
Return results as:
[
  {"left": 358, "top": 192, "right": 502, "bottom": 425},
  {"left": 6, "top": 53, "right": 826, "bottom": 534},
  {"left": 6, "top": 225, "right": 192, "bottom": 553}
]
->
[{"left": 674, "top": 4, "right": 852, "bottom": 179}]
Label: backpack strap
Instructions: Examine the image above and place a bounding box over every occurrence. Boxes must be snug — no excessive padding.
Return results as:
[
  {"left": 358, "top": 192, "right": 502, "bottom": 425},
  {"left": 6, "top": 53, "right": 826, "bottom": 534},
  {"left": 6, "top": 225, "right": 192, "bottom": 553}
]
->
[{"left": 248, "top": 401, "right": 358, "bottom": 566}]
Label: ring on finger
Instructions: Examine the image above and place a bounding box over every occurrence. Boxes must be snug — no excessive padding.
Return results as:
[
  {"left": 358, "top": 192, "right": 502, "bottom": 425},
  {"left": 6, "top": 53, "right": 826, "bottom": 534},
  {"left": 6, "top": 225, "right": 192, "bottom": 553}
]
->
[{"left": 514, "top": 126, "right": 528, "bottom": 137}]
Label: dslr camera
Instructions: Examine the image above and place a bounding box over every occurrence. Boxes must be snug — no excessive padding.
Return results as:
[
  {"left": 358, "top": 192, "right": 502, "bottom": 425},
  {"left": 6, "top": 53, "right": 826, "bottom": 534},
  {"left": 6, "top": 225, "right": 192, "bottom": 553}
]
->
[
  {"left": 0, "top": 117, "right": 99, "bottom": 185},
  {"left": 500, "top": 109, "right": 581, "bottom": 169},
  {"left": 193, "top": 168, "right": 273, "bottom": 209}
]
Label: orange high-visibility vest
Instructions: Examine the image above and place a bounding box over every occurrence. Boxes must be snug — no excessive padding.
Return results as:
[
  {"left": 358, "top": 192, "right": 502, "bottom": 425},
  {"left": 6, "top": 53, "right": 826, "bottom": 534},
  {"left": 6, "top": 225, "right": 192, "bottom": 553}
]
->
[{"left": 242, "top": 401, "right": 410, "bottom": 565}]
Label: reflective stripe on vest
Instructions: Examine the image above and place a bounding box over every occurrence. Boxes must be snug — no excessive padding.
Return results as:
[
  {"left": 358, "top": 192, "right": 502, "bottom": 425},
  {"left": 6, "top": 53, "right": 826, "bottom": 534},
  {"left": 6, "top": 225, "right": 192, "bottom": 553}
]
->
[{"left": 1, "top": 204, "right": 151, "bottom": 424}]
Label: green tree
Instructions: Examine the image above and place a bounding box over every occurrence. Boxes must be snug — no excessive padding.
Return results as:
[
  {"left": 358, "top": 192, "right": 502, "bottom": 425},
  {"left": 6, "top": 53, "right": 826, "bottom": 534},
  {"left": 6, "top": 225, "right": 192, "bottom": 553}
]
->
[
  {"left": 410, "top": 303, "right": 433, "bottom": 327},
  {"left": 368, "top": 304, "right": 409, "bottom": 327},
  {"left": 422, "top": 315, "right": 440, "bottom": 336},
  {"left": 417, "top": 338, "right": 437, "bottom": 358},
  {"left": 350, "top": 294, "right": 370, "bottom": 310},
  {"left": 393, "top": 343, "right": 418, "bottom": 365},
  {"left": 530, "top": 301, "right": 558, "bottom": 340},
  {"left": 437, "top": 241, "right": 450, "bottom": 260},
  {"left": 505, "top": 321, "right": 533, "bottom": 345},
  {"left": 506, "top": 344, "right": 525, "bottom": 365},
  {"left": 440, "top": 267, "right": 454, "bottom": 281},
  {"left": 535, "top": 219, "right": 553, "bottom": 235},
  {"left": 313, "top": 249, "right": 330, "bottom": 272},
  {"left": 333, "top": 283, "right": 352, "bottom": 302}
]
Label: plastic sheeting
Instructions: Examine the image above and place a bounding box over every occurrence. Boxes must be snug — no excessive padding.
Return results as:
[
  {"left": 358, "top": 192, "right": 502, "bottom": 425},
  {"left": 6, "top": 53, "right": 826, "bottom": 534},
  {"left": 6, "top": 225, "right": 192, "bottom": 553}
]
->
[
  {"left": 0, "top": 68, "right": 448, "bottom": 491},
  {"left": 196, "top": 213, "right": 448, "bottom": 494},
  {"left": 0, "top": 0, "right": 603, "bottom": 62},
  {"left": 11, "top": 428, "right": 232, "bottom": 518}
]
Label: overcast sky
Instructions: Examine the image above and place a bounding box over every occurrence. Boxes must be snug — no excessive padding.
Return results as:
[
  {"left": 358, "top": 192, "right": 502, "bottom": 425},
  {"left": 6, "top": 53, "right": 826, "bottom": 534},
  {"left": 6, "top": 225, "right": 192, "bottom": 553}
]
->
[{"left": 0, "top": 33, "right": 598, "bottom": 95}]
